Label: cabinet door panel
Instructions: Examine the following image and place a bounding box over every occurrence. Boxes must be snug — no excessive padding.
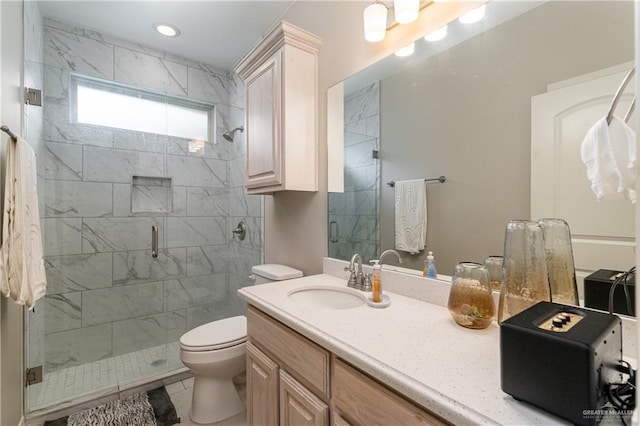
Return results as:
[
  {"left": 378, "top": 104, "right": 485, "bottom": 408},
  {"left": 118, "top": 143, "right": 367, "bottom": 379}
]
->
[
  {"left": 245, "top": 51, "right": 282, "bottom": 189},
  {"left": 280, "top": 370, "right": 328, "bottom": 426},
  {"left": 247, "top": 342, "right": 279, "bottom": 426}
]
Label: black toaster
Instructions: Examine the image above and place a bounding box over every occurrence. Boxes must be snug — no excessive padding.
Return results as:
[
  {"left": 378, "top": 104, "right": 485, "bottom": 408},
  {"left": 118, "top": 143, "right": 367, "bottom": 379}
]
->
[{"left": 500, "top": 301, "right": 623, "bottom": 425}]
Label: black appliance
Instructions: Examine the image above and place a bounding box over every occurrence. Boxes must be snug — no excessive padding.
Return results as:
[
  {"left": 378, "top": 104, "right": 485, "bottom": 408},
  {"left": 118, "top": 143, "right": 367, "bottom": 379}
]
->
[
  {"left": 500, "top": 301, "right": 623, "bottom": 425},
  {"left": 584, "top": 269, "right": 635, "bottom": 316}
]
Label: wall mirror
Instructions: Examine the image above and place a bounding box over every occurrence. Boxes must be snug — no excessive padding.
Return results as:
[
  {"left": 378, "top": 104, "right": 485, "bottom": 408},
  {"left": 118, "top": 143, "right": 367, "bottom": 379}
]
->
[{"left": 327, "top": 0, "right": 636, "bottom": 297}]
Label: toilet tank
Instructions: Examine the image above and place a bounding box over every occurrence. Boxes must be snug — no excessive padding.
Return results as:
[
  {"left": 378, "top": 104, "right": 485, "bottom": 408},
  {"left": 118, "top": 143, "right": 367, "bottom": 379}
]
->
[{"left": 252, "top": 264, "right": 303, "bottom": 285}]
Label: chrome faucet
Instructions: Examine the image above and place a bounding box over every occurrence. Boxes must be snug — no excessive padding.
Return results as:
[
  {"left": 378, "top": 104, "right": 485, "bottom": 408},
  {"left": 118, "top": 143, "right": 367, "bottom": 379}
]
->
[
  {"left": 379, "top": 249, "right": 403, "bottom": 267},
  {"left": 345, "top": 253, "right": 371, "bottom": 291},
  {"left": 345, "top": 253, "right": 363, "bottom": 289}
]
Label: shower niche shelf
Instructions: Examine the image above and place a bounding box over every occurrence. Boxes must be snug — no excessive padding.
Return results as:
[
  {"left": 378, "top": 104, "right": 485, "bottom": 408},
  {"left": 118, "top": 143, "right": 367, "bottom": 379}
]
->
[{"left": 131, "top": 176, "right": 172, "bottom": 213}]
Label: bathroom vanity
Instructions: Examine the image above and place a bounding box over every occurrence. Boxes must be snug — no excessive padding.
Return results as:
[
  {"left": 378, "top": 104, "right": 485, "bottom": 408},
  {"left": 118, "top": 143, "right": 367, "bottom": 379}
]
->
[
  {"left": 245, "top": 305, "right": 445, "bottom": 425},
  {"left": 237, "top": 261, "right": 631, "bottom": 425}
]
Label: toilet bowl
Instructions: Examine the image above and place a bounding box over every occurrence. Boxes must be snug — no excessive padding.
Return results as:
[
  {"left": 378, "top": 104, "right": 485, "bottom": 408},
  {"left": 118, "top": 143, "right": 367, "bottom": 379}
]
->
[
  {"left": 180, "top": 316, "right": 247, "bottom": 424},
  {"left": 179, "top": 264, "right": 303, "bottom": 424}
]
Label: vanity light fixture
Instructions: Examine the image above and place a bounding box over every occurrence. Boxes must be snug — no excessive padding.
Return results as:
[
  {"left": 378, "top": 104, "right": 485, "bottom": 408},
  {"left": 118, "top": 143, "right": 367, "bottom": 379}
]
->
[
  {"left": 363, "top": 1, "right": 389, "bottom": 42},
  {"left": 153, "top": 22, "right": 181, "bottom": 37},
  {"left": 394, "top": 0, "right": 420, "bottom": 24},
  {"left": 424, "top": 24, "right": 448, "bottom": 42},
  {"left": 458, "top": 4, "right": 486, "bottom": 24},
  {"left": 394, "top": 42, "right": 415, "bottom": 57}
]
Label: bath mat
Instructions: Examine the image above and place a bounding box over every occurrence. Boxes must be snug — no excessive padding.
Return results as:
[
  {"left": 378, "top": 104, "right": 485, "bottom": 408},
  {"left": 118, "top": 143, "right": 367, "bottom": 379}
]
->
[{"left": 44, "top": 386, "right": 180, "bottom": 426}]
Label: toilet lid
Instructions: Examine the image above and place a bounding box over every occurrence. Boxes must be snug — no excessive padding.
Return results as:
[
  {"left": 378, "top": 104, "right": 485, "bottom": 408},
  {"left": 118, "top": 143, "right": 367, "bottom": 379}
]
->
[{"left": 180, "top": 315, "right": 247, "bottom": 351}]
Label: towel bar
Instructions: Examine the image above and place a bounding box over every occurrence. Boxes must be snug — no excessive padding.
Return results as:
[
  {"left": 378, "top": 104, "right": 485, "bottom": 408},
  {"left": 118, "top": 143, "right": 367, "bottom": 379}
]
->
[
  {"left": 1, "top": 125, "right": 17, "bottom": 142},
  {"left": 387, "top": 176, "right": 446, "bottom": 187}
]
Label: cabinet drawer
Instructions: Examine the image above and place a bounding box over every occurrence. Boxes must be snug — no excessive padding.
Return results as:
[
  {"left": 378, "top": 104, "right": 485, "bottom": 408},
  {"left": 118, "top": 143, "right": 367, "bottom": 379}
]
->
[
  {"left": 247, "top": 306, "right": 330, "bottom": 398},
  {"left": 332, "top": 358, "right": 449, "bottom": 426}
]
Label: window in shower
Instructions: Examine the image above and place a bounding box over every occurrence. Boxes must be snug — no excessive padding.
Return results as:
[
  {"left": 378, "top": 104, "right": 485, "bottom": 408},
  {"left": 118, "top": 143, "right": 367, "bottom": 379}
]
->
[{"left": 71, "top": 73, "right": 214, "bottom": 142}]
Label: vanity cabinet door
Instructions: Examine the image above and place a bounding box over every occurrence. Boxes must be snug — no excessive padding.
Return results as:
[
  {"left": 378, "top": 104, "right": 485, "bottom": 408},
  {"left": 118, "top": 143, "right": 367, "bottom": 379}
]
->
[
  {"left": 247, "top": 342, "right": 279, "bottom": 426},
  {"left": 280, "top": 370, "right": 328, "bottom": 426}
]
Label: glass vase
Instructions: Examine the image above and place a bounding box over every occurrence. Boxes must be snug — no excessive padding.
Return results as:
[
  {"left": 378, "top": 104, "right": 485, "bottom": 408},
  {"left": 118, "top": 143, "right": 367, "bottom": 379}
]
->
[
  {"left": 538, "top": 218, "right": 579, "bottom": 306},
  {"left": 498, "top": 220, "right": 551, "bottom": 323},
  {"left": 447, "top": 262, "right": 495, "bottom": 329},
  {"left": 483, "top": 255, "right": 503, "bottom": 292}
]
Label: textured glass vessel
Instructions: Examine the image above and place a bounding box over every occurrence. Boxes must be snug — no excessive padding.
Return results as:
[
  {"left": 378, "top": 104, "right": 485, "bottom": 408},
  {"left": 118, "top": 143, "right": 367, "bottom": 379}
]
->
[
  {"left": 498, "top": 220, "right": 551, "bottom": 323},
  {"left": 448, "top": 262, "right": 495, "bottom": 329},
  {"left": 483, "top": 255, "right": 503, "bottom": 291},
  {"left": 539, "top": 218, "right": 579, "bottom": 305}
]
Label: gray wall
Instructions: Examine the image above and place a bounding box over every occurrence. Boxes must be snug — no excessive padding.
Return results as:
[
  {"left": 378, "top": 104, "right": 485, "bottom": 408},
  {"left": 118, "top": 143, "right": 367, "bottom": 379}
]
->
[{"left": 379, "top": 1, "right": 635, "bottom": 275}]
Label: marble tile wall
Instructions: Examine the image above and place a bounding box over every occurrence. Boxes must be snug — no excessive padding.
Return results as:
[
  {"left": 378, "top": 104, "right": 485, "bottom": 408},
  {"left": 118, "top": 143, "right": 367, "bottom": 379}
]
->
[
  {"left": 228, "top": 89, "right": 263, "bottom": 312},
  {"left": 329, "top": 82, "right": 380, "bottom": 264},
  {"left": 40, "top": 17, "right": 262, "bottom": 373}
]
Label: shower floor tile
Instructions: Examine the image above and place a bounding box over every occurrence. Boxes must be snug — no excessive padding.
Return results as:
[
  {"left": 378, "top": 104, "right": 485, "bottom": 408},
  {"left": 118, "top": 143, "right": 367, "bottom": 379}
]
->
[{"left": 27, "top": 341, "right": 182, "bottom": 412}]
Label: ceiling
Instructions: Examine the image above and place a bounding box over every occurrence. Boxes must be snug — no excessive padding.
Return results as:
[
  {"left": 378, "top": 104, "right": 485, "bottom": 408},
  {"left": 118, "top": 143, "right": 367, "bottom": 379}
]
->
[{"left": 38, "top": 1, "right": 297, "bottom": 71}]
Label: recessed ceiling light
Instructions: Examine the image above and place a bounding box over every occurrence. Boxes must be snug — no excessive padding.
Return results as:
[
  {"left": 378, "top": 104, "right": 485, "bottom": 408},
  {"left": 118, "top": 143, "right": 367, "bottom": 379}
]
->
[{"left": 153, "top": 22, "right": 181, "bottom": 37}]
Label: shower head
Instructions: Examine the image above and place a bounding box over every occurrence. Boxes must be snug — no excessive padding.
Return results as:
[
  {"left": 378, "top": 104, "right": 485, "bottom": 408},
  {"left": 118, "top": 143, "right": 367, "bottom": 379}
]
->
[{"left": 223, "top": 125, "right": 244, "bottom": 142}]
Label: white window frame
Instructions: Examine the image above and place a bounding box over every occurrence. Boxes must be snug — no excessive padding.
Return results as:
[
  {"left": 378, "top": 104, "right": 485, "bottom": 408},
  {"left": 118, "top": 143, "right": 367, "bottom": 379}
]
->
[{"left": 70, "top": 73, "right": 216, "bottom": 142}]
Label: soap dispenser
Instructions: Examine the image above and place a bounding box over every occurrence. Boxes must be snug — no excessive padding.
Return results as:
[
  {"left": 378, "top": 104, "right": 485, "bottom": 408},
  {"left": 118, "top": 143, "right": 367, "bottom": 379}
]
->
[
  {"left": 424, "top": 251, "right": 437, "bottom": 278},
  {"left": 371, "top": 260, "right": 382, "bottom": 302}
]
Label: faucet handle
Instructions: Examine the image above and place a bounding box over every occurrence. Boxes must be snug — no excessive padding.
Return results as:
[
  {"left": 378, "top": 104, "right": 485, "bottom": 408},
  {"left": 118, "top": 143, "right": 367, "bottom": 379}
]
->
[
  {"left": 345, "top": 266, "right": 358, "bottom": 288},
  {"left": 361, "top": 273, "right": 373, "bottom": 292}
]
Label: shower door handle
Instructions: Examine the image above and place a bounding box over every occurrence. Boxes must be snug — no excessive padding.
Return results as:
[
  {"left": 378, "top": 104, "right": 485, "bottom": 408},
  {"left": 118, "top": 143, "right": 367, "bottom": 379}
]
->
[
  {"left": 151, "top": 225, "right": 158, "bottom": 258},
  {"left": 329, "top": 221, "right": 339, "bottom": 243}
]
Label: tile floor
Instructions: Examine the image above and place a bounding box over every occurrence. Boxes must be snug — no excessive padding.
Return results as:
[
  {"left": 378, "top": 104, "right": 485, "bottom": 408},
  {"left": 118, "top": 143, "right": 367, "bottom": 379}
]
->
[
  {"left": 167, "top": 375, "right": 247, "bottom": 426},
  {"left": 28, "top": 342, "right": 183, "bottom": 412},
  {"left": 26, "top": 373, "right": 247, "bottom": 426}
]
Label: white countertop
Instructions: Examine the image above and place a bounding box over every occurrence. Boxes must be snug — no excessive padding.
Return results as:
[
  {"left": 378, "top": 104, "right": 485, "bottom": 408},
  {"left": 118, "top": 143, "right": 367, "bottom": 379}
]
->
[{"left": 238, "top": 273, "right": 575, "bottom": 425}]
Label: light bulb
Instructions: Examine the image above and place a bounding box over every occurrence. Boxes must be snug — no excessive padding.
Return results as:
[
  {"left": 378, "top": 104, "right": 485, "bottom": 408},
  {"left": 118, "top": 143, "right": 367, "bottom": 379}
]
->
[
  {"left": 424, "top": 25, "right": 448, "bottom": 42},
  {"left": 363, "top": 2, "right": 388, "bottom": 43},
  {"left": 459, "top": 4, "right": 486, "bottom": 24},
  {"left": 394, "top": 0, "right": 419, "bottom": 24},
  {"left": 153, "top": 22, "right": 181, "bottom": 37},
  {"left": 395, "top": 42, "right": 415, "bottom": 57}
]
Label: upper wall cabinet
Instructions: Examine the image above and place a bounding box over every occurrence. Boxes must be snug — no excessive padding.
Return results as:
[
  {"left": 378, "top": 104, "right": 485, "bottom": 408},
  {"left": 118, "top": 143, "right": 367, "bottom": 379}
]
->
[{"left": 235, "top": 21, "right": 322, "bottom": 194}]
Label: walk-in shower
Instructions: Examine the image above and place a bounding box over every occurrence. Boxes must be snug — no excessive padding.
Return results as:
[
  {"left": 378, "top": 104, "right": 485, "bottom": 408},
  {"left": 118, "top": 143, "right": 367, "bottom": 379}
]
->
[{"left": 23, "top": 5, "right": 262, "bottom": 414}]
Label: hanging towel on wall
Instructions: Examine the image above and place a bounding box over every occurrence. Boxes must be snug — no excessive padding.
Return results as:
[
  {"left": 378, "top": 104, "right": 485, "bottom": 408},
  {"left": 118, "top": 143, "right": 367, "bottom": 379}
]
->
[
  {"left": 581, "top": 116, "right": 637, "bottom": 203},
  {"left": 0, "top": 135, "right": 47, "bottom": 309},
  {"left": 394, "top": 179, "right": 427, "bottom": 255}
]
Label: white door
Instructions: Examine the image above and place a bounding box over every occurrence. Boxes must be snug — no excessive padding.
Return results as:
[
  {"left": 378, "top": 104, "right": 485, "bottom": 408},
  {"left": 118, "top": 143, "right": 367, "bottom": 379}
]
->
[{"left": 531, "top": 63, "right": 636, "bottom": 297}]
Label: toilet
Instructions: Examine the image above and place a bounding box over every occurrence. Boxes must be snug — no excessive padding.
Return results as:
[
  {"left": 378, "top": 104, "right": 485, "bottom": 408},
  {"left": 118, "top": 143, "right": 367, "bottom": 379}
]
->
[{"left": 179, "top": 264, "right": 303, "bottom": 424}]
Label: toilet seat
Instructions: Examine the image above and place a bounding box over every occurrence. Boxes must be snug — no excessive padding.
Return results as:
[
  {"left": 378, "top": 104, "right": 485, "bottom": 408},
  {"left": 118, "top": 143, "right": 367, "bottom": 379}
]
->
[{"left": 180, "top": 315, "right": 247, "bottom": 352}]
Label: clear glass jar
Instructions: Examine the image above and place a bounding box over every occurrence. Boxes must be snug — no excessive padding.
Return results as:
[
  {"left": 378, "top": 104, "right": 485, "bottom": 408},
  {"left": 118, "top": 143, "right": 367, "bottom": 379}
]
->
[
  {"left": 498, "top": 220, "right": 551, "bottom": 323},
  {"left": 447, "top": 262, "right": 495, "bottom": 329},
  {"left": 483, "top": 255, "right": 503, "bottom": 291},
  {"left": 538, "top": 218, "right": 578, "bottom": 305}
]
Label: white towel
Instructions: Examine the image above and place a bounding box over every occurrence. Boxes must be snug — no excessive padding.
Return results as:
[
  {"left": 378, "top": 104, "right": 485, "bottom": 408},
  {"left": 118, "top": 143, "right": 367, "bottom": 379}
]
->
[
  {"left": 581, "top": 116, "right": 637, "bottom": 203},
  {"left": 394, "top": 179, "right": 427, "bottom": 254},
  {"left": 0, "top": 136, "right": 47, "bottom": 309}
]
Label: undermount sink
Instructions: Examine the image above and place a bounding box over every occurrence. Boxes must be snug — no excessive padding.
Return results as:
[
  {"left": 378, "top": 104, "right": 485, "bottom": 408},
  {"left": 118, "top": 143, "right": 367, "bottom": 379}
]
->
[{"left": 287, "top": 286, "right": 366, "bottom": 309}]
